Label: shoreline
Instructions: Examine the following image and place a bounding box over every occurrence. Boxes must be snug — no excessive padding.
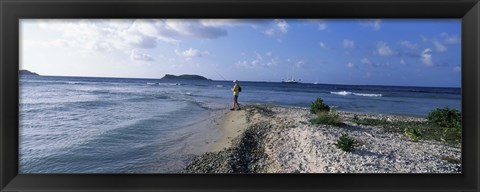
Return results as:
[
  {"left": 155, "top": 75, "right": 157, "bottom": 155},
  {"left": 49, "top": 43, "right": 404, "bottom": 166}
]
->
[
  {"left": 208, "top": 109, "right": 249, "bottom": 152},
  {"left": 186, "top": 104, "right": 461, "bottom": 173}
]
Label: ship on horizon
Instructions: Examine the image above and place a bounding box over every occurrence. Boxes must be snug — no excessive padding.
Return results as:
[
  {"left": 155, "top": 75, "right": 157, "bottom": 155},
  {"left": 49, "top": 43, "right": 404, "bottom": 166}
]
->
[
  {"left": 282, "top": 71, "right": 299, "bottom": 84},
  {"left": 282, "top": 78, "right": 299, "bottom": 84}
]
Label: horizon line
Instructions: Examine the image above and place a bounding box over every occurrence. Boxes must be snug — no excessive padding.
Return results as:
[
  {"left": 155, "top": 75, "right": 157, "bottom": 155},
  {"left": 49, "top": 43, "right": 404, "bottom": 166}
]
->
[{"left": 20, "top": 72, "right": 461, "bottom": 89}]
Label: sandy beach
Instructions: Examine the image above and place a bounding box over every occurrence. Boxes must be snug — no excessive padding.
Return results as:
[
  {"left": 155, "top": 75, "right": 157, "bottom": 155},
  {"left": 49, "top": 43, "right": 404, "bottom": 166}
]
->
[
  {"left": 186, "top": 104, "right": 461, "bottom": 173},
  {"left": 209, "top": 109, "right": 249, "bottom": 152}
]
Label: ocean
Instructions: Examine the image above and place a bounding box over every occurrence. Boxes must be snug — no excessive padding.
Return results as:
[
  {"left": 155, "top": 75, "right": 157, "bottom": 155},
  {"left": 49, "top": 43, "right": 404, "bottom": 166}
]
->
[{"left": 19, "top": 75, "right": 461, "bottom": 173}]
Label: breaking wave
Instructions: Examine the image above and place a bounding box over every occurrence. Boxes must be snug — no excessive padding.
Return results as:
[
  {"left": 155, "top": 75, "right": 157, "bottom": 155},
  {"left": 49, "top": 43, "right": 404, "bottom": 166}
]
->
[{"left": 330, "top": 91, "right": 382, "bottom": 97}]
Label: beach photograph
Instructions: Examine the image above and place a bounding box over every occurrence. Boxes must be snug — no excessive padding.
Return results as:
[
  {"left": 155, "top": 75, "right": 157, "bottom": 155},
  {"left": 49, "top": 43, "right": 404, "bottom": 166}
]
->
[{"left": 19, "top": 19, "right": 461, "bottom": 173}]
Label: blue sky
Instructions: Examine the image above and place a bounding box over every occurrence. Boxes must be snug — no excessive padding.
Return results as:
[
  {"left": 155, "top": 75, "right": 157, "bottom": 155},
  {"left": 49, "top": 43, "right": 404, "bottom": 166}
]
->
[{"left": 20, "top": 19, "right": 461, "bottom": 87}]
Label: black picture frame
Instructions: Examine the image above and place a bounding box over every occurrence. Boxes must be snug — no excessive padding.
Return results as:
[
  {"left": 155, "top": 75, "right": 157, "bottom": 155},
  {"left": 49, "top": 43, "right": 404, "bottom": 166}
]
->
[{"left": 1, "top": 0, "right": 479, "bottom": 191}]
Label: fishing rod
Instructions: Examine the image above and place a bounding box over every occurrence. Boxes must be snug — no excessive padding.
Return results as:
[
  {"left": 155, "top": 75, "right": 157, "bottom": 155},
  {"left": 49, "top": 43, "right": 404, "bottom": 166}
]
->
[{"left": 214, "top": 70, "right": 228, "bottom": 81}]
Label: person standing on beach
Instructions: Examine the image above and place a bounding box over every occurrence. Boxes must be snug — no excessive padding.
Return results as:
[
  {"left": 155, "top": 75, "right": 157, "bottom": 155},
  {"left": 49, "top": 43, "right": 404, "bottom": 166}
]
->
[{"left": 231, "top": 80, "right": 241, "bottom": 110}]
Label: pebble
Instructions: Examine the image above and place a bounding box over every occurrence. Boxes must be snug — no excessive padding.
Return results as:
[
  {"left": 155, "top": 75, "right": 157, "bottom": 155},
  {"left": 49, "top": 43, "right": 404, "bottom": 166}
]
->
[{"left": 184, "top": 105, "right": 461, "bottom": 173}]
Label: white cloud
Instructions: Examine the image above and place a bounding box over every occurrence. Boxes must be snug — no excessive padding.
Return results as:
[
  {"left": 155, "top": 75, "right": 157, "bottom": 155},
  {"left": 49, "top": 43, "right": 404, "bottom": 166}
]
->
[
  {"left": 164, "top": 19, "right": 228, "bottom": 39},
  {"left": 318, "top": 23, "right": 327, "bottom": 31},
  {"left": 40, "top": 20, "right": 169, "bottom": 53},
  {"left": 433, "top": 40, "right": 447, "bottom": 52},
  {"left": 236, "top": 60, "right": 248, "bottom": 67},
  {"left": 264, "top": 29, "right": 275, "bottom": 36},
  {"left": 360, "top": 57, "right": 390, "bottom": 68},
  {"left": 254, "top": 51, "right": 263, "bottom": 60},
  {"left": 420, "top": 35, "right": 429, "bottom": 43},
  {"left": 361, "top": 57, "right": 373, "bottom": 65},
  {"left": 123, "top": 33, "right": 157, "bottom": 49},
  {"left": 440, "top": 32, "right": 460, "bottom": 44},
  {"left": 359, "top": 19, "right": 382, "bottom": 31},
  {"left": 236, "top": 51, "right": 279, "bottom": 68},
  {"left": 199, "top": 19, "right": 254, "bottom": 27},
  {"left": 36, "top": 20, "right": 123, "bottom": 53},
  {"left": 399, "top": 41, "right": 418, "bottom": 50},
  {"left": 318, "top": 20, "right": 327, "bottom": 31},
  {"left": 376, "top": 41, "right": 398, "bottom": 56},
  {"left": 346, "top": 62, "right": 355, "bottom": 68},
  {"left": 421, "top": 48, "right": 433, "bottom": 66},
  {"left": 236, "top": 58, "right": 278, "bottom": 68},
  {"left": 263, "top": 19, "right": 289, "bottom": 37},
  {"left": 176, "top": 48, "right": 209, "bottom": 60},
  {"left": 303, "top": 19, "right": 327, "bottom": 31},
  {"left": 130, "top": 49, "right": 154, "bottom": 62},
  {"left": 276, "top": 19, "right": 288, "bottom": 33},
  {"left": 400, "top": 59, "right": 406, "bottom": 65},
  {"left": 343, "top": 39, "right": 355, "bottom": 49},
  {"left": 24, "top": 39, "right": 74, "bottom": 49},
  {"left": 181, "top": 48, "right": 201, "bottom": 57},
  {"left": 32, "top": 19, "right": 233, "bottom": 58},
  {"left": 319, "top": 41, "right": 326, "bottom": 49},
  {"left": 444, "top": 36, "right": 460, "bottom": 44}
]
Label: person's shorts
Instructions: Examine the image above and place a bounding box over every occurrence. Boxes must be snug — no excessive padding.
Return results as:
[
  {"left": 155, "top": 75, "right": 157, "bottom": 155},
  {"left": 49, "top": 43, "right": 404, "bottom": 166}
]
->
[{"left": 234, "top": 95, "right": 238, "bottom": 101}]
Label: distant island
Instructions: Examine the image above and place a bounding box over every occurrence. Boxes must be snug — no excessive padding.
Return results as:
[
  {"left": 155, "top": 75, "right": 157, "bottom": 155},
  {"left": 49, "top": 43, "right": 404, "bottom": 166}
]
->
[
  {"left": 160, "top": 74, "right": 210, "bottom": 80},
  {"left": 19, "top": 70, "right": 40, "bottom": 76}
]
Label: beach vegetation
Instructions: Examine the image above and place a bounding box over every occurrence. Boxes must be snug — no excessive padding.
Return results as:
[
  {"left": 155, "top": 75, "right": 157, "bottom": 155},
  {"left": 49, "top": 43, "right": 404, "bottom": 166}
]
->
[
  {"left": 441, "top": 120, "right": 462, "bottom": 144},
  {"left": 404, "top": 127, "right": 422, "bottom": 142},
  {"left": 336, "top": 133, "right": 354, "bottom": 152},
  {"left": 427, "top": 107, "right": 461, "bottom": 128},
  {"left": 352, "top": 117, "right": 426, "bottom": 134},
  {"left": 310, "top": 110, "right": 344, "bottom": 126},
  {"left": 310, "top": 97, "right": 330, "bottom": 114},
  {"left": 427, "top": 107, "right": 462, "bottom": 143},
  {"left": 352, "top": 117, "right": 389, "bottom": 127},
  {"left": 352, "top": 107, "right": 462, "bottom": 144}
]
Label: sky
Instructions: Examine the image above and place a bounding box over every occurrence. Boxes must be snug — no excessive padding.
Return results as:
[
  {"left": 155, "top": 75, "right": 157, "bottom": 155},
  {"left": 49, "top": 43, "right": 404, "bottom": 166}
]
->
[{"left": 20, "top": 19, "right": 461, "bottom": 87}]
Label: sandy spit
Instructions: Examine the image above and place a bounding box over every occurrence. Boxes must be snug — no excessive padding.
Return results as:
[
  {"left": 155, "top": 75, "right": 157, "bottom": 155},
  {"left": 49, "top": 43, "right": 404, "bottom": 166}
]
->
[{"left": 185, "top": 104, "right": 461, "bottom": 173}]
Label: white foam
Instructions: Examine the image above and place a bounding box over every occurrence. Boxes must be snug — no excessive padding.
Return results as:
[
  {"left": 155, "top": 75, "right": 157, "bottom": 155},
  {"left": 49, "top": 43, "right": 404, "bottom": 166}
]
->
[
  {"left": 330, "top": 91, "right": 382, "bottom": 97},
  {"left": 158, "top": 83, "right": 182, "bottom": 86},
  {"left": 330, "top": 91, "right": 352, "bottom": 96},
  {"left": 353, "top": 93, "right": 382, "bottom": 97}
]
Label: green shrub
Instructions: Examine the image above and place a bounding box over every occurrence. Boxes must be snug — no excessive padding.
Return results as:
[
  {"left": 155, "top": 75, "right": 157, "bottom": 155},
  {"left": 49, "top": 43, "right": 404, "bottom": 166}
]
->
[
  {"left": 427, "top": 107, "right": 461, "bottom": 128},
  {"left": 353, "top": 114, "right": 461, "bottom": 144},
  {"left": 404, "top": 127, "right": 422, "bottom": 142},
  {"left": 352, "top": 118, "right": 388, "bottom": 127},
  {"left": 310, "top": 97, "right": 330, "bottom": 114},
  {"left": 310, "top": 111, "right": 344, "bottom": 126},
  {"left": 335, "top": 133, "right": 354, "bottom": 152},
  {"left": 442, "top": 120, "right": 462, "bottom": 143},
  {"left": 427, "top": 107, "right": 462, "bottom": 143}
]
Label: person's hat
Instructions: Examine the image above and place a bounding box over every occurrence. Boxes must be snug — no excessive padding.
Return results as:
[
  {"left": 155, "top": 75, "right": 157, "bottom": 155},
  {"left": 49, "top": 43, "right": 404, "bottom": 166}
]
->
[{"left": 233, "top": 80, "right": 238, "bottom": 83}]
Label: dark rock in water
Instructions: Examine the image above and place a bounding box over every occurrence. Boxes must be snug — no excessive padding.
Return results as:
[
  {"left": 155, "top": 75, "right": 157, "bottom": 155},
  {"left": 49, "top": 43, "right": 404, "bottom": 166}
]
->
[
  {"left": 19, "top": 70, "right": 40, "bottom": 76},
  {"left": 160, "top": 74, "right": 209, "bottom": 80}
]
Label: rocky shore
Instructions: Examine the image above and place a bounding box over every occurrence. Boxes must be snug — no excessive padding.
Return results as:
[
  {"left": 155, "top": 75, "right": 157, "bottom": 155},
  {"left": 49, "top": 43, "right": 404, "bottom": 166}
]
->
[{"left": 184, "top": 104, "right": 461, "bottom": 173}]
